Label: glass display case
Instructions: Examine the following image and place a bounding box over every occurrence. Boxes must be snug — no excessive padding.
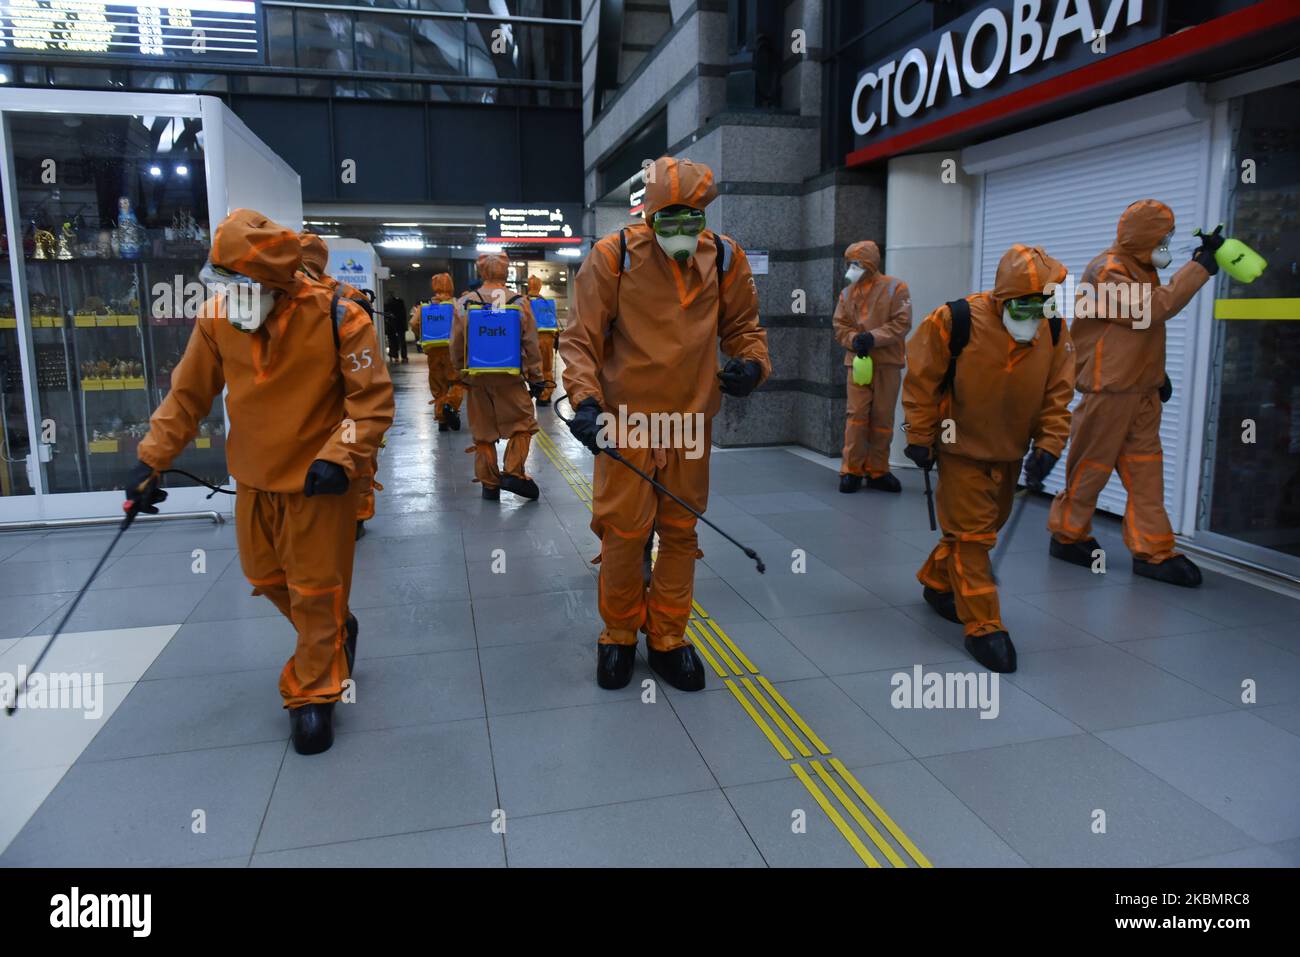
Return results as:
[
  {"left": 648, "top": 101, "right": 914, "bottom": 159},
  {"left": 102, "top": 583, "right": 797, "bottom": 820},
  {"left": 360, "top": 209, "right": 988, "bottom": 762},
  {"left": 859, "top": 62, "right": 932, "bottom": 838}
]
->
[{"left": 0, "top": 90, "right": 303, "bottom": 523}]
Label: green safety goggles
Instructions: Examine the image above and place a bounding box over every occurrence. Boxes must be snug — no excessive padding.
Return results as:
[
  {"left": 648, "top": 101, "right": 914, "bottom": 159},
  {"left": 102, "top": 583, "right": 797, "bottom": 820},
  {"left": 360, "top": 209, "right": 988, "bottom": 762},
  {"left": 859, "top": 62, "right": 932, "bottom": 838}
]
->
[
  {"left": 652, "top": 208, "right": 706, "bottom": 237},
  {"left": 1004, "top": 294, "right": 1049, "bottom": 324}
]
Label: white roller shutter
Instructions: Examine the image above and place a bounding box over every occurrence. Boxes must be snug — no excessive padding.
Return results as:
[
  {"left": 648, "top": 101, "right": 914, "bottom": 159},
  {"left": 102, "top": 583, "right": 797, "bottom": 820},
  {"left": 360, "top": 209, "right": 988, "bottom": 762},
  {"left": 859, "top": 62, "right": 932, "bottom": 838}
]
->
[{"left": 976, "top": 121, "right": 1210, "bottom": 525}]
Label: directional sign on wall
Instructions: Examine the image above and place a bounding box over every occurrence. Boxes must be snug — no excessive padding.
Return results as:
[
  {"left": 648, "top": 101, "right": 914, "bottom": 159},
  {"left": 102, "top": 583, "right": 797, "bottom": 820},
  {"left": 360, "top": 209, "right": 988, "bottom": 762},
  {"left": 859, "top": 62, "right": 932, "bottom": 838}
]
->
[{"left": 485, "top": 204, "right": 583, "bottom": 246}]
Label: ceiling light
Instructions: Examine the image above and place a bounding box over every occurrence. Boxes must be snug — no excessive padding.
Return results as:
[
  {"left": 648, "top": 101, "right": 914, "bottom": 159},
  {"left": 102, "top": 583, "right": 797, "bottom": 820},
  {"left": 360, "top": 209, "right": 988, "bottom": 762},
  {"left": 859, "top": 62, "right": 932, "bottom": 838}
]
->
[
  {"left": 556, "top": 248, "right": 582, "bottom": 258},
  {"left": 148, "top": 165, "right": 162, "bottom": 177},
  {"left": 175, "top": 164, "right": 188, "bottom": 176},
  {"left": 476, "top": 243, "right": 504, "bottom": 253},
  {"left": 379, "top": 237, "right": 425, "bottom": 250}
]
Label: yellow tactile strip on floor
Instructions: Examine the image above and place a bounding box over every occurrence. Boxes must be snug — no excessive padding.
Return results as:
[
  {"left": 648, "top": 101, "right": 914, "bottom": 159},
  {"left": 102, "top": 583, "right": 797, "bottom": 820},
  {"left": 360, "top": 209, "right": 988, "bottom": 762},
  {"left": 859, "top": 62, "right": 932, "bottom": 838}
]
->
[{"left": 533, "top": 429, "right": 932, "bottom": 868}]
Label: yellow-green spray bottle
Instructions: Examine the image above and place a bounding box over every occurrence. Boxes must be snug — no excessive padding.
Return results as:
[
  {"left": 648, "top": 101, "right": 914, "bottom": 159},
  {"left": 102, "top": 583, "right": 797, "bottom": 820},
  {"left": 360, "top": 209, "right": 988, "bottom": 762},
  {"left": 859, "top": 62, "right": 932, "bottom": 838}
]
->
[{"left": 1197, "top": 225, "right": 1268, "bottom": 284}]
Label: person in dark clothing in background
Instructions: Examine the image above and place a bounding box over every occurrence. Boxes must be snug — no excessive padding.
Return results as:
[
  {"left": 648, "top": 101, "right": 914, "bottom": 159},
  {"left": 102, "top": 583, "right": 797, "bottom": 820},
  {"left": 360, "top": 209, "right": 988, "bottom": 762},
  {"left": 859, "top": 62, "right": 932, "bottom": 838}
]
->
[{"left": 384, "top": 291, "right": 408, "bottom": 364}]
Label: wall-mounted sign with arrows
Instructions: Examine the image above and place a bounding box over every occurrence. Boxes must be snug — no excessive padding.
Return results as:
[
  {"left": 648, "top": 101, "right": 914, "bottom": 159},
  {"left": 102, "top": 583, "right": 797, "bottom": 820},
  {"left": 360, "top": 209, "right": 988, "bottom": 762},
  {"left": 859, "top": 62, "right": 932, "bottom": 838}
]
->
[{"left": 483, "top": 203, "right": 583, "bottom": 245}]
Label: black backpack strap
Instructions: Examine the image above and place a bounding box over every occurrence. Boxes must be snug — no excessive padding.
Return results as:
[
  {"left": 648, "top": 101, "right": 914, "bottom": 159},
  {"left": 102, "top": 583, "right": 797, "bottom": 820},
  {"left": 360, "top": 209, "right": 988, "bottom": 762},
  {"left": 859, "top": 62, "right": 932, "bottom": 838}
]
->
[
  {"left": 939, "top": 298, "right": 971, "bottom": 395},
  {"left": 713, "top": 231, "right": 732, "bottom": 289},
  {"left": 1048, "top": 314, "right": 1062, "bottom": 346},
  {"left": 330, "top": 292, "right": 343, "bottom": 351},
  {"left": 617, "top": 228, "right": 628, "bottom": 275},
  {"left": 506, "top": 293, "right": 523, "bottom": 305}
]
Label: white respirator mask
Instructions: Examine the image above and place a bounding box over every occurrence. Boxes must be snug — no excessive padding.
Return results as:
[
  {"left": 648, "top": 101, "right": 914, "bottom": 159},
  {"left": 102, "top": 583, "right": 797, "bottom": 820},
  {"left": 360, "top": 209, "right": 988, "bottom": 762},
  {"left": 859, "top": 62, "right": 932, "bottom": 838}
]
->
[
  {"left": 845, "top": 263, "right": 866, "bottom": 285},
  {"left": 1150, "top": 231, "right": 1174, "bottom": 270},
  {"left": 655, "top": 232, "right": 699, "bottom": 263},
  {"left": 200, "top": 262, "right": 277, "bottom": 333}
]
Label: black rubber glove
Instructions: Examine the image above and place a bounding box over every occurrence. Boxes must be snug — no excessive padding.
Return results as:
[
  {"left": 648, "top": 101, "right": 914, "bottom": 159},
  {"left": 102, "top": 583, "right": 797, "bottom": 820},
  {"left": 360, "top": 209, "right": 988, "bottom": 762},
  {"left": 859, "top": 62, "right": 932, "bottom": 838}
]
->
[
  {"left": 567, "top": 397, "right": 605, "bottom": 455},
  {"left": 717, "top": 358, "right": 762, "bottom": 397},
  {"left": 303, "top": 459, "right": 349, "bottom": 497},
  {"left": 904, "top": 444, "right": 934, "bottom": 471},
  {"left": 851, "top": 332, "right": 874, "bottom": 358},
  {"left": 1192, "top": 225, "right": 1224, "bottom": 275},
  {"left": 528, "top": 380, "right": 545, "bottom": 399},
  {"left": 124, "top": 461, "right": 167, "bottom": 515},
  {"left": 1159, "top": 374, "right": 1172, "bottom": 404},
  {"left": 1022, "top": 447, "right": 1059, "bottom": 491}
]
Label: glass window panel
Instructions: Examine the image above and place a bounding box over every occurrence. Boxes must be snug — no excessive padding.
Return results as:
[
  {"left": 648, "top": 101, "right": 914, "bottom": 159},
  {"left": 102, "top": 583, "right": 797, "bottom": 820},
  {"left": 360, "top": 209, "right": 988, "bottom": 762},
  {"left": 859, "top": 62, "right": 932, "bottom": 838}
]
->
[
  {"left": 356, "top": 13, "right": 412, "bottom": 75},
  {"left": 355, "top": 81, "right": 416, "bottom": 99},
  {"left": 412, "top": 15, "right": 465, "bottom": 76},
  {"left": 266, "top": 7, "right": 295, "bottom": 67},
  {"left": 1, "top": 204, "right": 35, "bottom": 496},
  {"left": 295, "top": 10, "right": 355, "bottom": 73},
  {"left": 8, "top": 112, "right": 225, "bottom": 494},
  {"left": 182, "top": 73, "right": 229, "bottom": 92}
]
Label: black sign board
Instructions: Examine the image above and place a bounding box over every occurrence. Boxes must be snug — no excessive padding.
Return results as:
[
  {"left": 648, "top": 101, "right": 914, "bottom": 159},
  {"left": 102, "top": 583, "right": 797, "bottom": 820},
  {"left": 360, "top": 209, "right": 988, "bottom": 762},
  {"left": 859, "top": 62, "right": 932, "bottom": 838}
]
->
[
  {"left": 484, "top": 203, "right": 583, "bottom": 246},
  {"left": 0, "top": 0, "right": 262, "bottom": 65}
]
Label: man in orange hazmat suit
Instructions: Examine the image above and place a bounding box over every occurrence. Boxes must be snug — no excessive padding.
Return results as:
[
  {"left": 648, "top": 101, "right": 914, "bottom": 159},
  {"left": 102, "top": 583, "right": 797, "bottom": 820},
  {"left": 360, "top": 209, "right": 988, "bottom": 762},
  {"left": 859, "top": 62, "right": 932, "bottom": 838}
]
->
[
  {"left": 903, "top": 244, "right": 1075, "bottom": 673},
  {"left": 127, "top": 210, "right": 394, "bottom": 754},
  {"left": 561, "top": 156, "right": 770, "bottom": 692},
  {"left": 834, "top": 240, "right": 912, "bottom": 494},
  {"left": 299, "top": 231, "right": 383, "bottom": 539},
  {"left": 527, "top": 275, "right": 560, "bottom": 406},
  {"left": 409, "top": 272, "right": 465, "bottom": 432},
  {"left": 451, "top": 251, "right": 545, "bottom": 500},
  {"left": 1047, "top": 200, "right": 1222, "bottom": 587}
]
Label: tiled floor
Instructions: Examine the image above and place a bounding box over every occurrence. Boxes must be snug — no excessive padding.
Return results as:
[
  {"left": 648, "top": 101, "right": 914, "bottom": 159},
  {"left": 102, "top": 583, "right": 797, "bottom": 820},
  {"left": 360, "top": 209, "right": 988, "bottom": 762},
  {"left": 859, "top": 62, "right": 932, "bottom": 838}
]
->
[{"left": 2, "top": 354, "right": 1299, "bottom": 868}]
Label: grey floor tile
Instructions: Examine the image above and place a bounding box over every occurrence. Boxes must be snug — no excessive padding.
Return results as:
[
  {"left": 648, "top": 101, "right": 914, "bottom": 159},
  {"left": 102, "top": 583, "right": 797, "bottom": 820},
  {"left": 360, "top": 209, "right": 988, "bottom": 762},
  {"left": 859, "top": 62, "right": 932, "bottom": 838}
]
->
[
  {"left": 923, "top": 734, "right": 1255, "bottom": 867},
  {"left": 144, "top": 615, "right": 296, "bottom": 680},
  {"left": 90, "top": 548, "right": 238, "bottom": 591},
  {"left": 350, "top": 599, "right": 477, "bottom": 658},
  {"left": 0, "top": 532, "right": 45, "bottom": 561},
  {"left": 1098, "top": 711, "right": 1300, "bottom": 844},
  {"left": 352, "top": 534, "right": 466, "bottom": 570},
  {"left": 82, "top": 671, "right": 284, "bottom": 761},
  {"left": 753, "top": 676, "right": 911, "bottom": 768},
  {"left": 1020, "top": 587, "right": 1221, "bottom": 642},
  {"left": 1162, "top": 845, "right": 1297, "bottom": 867},
  {"left": 834, "top": 668, "right": 1081, "bottom": 758},
  {"left": 1007, "top": 644, "right": 1237, "bottom": 731},
  {"left": 686, "top": 577, "right": 765, "bottom": 624},
  {"left": 340, "top": 649, "right": 484, "bottom": 732},
  {"left": 797, "top": 532, "right": 932, "bottom": 571},
  {"left": 689, "top": 619, "right": 823, "bottom": 683},
  {"left": 0, "top": 558, "right": 102, "bottom": 598},
  {"left": 506, "top": 789, "right": 764, "bottom": 867},
  {"left": 489, "top": 698, "right": 716, "bottom": 817},
  {"left": 465, "top": 554, "right": 596, "bottom": 601},
  {"left": 842, "top": 759, "right": 1028, "bottom": 867},
  {"left": 1, "top": 529, "right": 125, "bottom": 564},
  {"left": 1131, "top": 572, "right": 1300, "bottom": 629},
  {"left": 187, "top": 577, "right": 285, "bottom": 623},
  {"left": 479, "top": 636, "right": 641, "bottom": 714},
  {"left": 252, "top": 823, "right": 505, "bottom": 868},
  {"left": 464, "top": 527, "right": 584, "bottom": 564},
  {"left": 0, "top": 592, "right": 72, "bottom": 641},
  {"left": 471, "top": 591, "right": 602, "bottom": 648},
  {"left": 1119, "top": 630, "right": 1300, "bottom": 706},
  {"left": 126, "top": 522, "right": 238, "bottom": 556},
  {"left": 257, "top": 720, "right": 496, "bottom": 852},
  {"left": 33, "top": 581, "right": 211, "bottom": 633},
  {"left": 723, "top": 771, "right": 871, "bottom": 867},
  {"left": 1, "top": 742, "right": 286, "bottom": 867},
  {"left": 1255, "top": 702, "right": 1300, "bottom": 737},
  {"left": 720, "top": 559, "right": 886, "bottom": 620},
  {"left": 350, "top": 563, "right": 470, "bottom": 607},
  {"left": 769, "top": 607, "right": 969, "bottom": 676},
  {"left": 897, "top": 595, "right": 1104, "bottom": 655}
]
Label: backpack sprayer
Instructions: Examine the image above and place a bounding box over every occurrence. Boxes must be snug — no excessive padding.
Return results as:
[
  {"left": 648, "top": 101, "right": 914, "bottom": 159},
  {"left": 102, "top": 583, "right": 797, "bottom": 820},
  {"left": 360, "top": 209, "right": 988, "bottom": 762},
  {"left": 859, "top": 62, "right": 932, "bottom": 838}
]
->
[
  {"left": 554, "top": 395, "right": 766, "bottom": 574},
  {"left": 4, "top": 469, "right": 234, "bottom": 717}
]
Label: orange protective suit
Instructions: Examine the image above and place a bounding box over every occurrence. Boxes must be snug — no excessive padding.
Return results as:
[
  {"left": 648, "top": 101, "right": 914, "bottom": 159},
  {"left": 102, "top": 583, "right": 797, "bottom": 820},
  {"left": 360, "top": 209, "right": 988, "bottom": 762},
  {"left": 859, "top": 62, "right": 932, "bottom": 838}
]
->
[
  {"left": 904, "top": 244, "right": 1074, "bottom": 636},
  {"left": 528, "top": 275, "right": 559, "bottom": 402},
  {"left": 1048, "top": 201, "right": 1211, "bottom": 562},
  {"left": 141, "top": 211, "right": 394, "bottom": 706},
  {"left": 451, "top": 252, "right": 542, "bottom": 490},
  {"left": 834, "top": 241, "right": 912, "bottom": 478},
  {"left": 561, "top": 156, "right": 770, "bottom": 652},
  {"left": 409, "top": 272, "right": 465, "bottom": 425},
  {"left": 299, "top": 231, "right": 381, "bottom": 522}
]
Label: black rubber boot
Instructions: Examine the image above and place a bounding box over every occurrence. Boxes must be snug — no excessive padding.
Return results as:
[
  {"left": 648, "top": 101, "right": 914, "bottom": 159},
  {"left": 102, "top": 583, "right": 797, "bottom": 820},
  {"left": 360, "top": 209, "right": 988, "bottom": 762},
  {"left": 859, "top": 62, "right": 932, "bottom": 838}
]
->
[
  {"left": 923, "top": 585, "right": 961, "bottom": 624},
  {"left": 499, "top": 473, "right": 540, "bottom": 500},
  {"left": 536, "top": 398, "right": 551, "bottom": 407},
  {"left": 839, "top": 473, "right": 862, "bottom": 494},
  {"left": 438, "top": 420, "right": 449, "bottom": 433},
  {"left": 1133, "top": 554, "right": 1203, "bottom": 588},
  {"left": 481, "top": 485, "right": 500, "bottom": 501},
  {"left": 964, "top": 631, "right": 1017, "bottom": 673},
  {"left": 442, "top": 404, "right": 461, "bottom": 431},
  {"left": 345, "top": 614, "right": 358, "bottom": 673},
  {"left": 865, "top": 472, "right": 902, "bottom": 493},
  {"left": 597, "top": 644, "right": 636, "bottom": 690},
  {"left": 648, "top": 644, "right": 706, "bottom": 692},
  {"left": 289, "top": 702, "right": 336, "bottom": 755},
  {"left": 354, "top": 521, "right": 366, "bottom": 541},
  {"left": 1050, "top": 536, "right": 1100, "bottom": 568}
]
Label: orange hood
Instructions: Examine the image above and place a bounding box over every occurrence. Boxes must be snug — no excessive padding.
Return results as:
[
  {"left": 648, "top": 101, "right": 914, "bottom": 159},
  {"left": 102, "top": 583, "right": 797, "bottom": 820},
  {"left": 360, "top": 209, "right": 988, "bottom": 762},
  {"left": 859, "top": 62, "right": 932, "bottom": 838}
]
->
[
  {"left": 1116, "top": 199, "right": 1175, "bottom": 265},
  {"left": 992, "top": 244, "right": 1068, "bottom": 305},
  {"left": 212, "top": 209, "right": 302, "bottom": 291},
  {"left": 844, "top": 241, "right": 881, "bottom": 276},
  {"left": 642, "top": 156, "right": 717, "bottom": 222},
  {"left": 431, "top": 272, "right": 454, "bottom": 299},
  {"left": 298, "top": 232, "right": 329, "bottom": 277},
  {"left": 476, "top": 251, "right": 508, "bottom": 283},
  {"left": 528, "top": 275, "right": 542, "bottom": 296}
]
